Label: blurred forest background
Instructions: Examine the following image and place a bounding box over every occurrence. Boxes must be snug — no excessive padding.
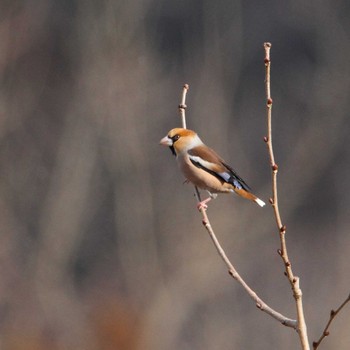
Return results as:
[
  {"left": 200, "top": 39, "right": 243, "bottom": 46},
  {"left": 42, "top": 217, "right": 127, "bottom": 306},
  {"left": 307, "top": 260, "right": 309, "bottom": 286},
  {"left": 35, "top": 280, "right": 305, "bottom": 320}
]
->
[{"left": 0, "top": 1, "right": 350, "bottom": 349}]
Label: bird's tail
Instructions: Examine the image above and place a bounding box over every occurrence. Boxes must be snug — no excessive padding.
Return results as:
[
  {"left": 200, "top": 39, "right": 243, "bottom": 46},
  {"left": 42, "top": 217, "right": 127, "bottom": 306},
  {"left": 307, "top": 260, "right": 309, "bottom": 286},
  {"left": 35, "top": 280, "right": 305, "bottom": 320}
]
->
[
  {"left": 254, "top": 197, "right": 266, "bottom": 207},
  {"left": 234, "top": 188, "right": 266, "bottom": 207}
]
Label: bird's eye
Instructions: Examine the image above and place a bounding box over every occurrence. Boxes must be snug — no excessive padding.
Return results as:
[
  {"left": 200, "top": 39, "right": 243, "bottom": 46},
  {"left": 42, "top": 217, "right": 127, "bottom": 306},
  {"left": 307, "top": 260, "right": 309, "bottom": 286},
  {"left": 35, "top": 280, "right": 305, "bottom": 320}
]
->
[{"left": 171, "top": 134, "right": 180, "bottom": 142}]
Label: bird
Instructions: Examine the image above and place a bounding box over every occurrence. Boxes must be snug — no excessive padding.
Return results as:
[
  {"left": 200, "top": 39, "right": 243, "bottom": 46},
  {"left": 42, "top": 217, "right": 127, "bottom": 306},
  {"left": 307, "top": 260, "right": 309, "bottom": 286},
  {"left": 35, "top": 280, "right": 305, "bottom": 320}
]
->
[{"left": 159, "top": 128, "right": 265, "bottom": 209}]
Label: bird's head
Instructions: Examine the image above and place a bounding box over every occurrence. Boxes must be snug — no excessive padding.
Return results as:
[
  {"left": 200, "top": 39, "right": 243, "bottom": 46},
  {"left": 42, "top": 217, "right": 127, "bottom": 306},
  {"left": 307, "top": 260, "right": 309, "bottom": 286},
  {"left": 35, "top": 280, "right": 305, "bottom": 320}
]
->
[{"left": 160, "top": 128, "right": 202, "bottom": 156}]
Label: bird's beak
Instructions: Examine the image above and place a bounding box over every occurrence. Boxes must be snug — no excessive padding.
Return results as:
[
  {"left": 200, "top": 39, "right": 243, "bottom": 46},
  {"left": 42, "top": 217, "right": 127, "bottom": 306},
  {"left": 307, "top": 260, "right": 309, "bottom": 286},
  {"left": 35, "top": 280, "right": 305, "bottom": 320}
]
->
[{"left": 159, "top": 135, "right": 172, "bottom": 146}]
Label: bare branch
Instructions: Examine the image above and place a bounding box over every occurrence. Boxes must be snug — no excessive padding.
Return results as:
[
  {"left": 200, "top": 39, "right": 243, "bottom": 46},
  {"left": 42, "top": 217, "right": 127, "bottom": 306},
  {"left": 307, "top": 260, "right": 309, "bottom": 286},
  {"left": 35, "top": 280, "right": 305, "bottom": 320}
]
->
[
  {"left": 263, "top": 42, "right": 310, "bottom": 349},
  {"left": 177, "top": 83, "right": 297, "bottom": 330},
  {"left": 178, "top": 84, "right": 189, "bottom": 129},
  {"left": 312, "top": 293, "right": 350, "bottom": 349}
]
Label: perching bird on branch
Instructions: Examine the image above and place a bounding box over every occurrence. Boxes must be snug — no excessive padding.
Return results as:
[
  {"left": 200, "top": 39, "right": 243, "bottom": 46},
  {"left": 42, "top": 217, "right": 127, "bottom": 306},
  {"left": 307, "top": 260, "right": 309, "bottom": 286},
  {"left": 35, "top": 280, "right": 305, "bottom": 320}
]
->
[{"left": 160, "top": 128, "right": 265, "bottom": 209}]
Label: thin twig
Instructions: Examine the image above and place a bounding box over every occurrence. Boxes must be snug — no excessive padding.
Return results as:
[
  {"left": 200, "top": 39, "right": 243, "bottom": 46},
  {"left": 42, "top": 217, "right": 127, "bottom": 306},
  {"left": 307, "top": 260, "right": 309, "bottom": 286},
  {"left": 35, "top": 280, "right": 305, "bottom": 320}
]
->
[
  {"left": 312, "top": 293, "right": 350, "bottom": 349},
  {"left": 178, "top": 84, "right": 189, "bottom": 129},
  {"left": 177, "top": 83, "right": 297, "bottom": 330},
  {"left": 263, "top": 42, "right": 310, "bottom": 350}
]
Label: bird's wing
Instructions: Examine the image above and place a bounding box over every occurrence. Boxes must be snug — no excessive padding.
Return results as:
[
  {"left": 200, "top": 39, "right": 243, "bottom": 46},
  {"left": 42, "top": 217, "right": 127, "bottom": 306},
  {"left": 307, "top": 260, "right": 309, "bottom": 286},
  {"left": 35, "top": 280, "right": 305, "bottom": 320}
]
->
[{"left": 188, "top": 145, "right": 251, "bottom": 191}]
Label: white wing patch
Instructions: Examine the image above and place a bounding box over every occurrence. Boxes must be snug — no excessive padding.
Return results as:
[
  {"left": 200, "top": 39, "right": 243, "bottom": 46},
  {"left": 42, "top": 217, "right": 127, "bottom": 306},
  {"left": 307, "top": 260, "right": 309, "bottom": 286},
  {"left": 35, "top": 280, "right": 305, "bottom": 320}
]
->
[{"left": 188, "top": 155, "right": 215, "bottom": 170}]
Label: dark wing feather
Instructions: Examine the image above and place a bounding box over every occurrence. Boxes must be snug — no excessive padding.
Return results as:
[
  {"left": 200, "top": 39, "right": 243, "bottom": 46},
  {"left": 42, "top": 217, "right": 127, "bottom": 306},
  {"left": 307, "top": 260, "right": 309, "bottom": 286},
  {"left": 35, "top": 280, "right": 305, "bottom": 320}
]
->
[
  {"left": 188, "top": 146, "right": 251, "bottom": 191},
  {"left": 221, "top": 161, "right": 251, "bottom": 191}
]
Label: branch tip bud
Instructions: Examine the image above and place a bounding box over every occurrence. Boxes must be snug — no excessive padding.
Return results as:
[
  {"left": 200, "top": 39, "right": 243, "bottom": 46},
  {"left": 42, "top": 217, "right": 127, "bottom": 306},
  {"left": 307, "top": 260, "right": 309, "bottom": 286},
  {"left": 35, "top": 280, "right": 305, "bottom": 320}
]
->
[{"left": 263, "top": 136, "right": 268, "bottom": 142}]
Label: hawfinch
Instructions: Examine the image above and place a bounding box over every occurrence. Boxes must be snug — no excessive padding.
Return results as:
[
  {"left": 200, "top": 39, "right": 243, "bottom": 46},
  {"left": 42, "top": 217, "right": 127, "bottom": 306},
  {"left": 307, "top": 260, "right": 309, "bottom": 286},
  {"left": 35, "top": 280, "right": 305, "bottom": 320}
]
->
[{"left": 160, "top": 128, "right": 265, "bottom": 208}]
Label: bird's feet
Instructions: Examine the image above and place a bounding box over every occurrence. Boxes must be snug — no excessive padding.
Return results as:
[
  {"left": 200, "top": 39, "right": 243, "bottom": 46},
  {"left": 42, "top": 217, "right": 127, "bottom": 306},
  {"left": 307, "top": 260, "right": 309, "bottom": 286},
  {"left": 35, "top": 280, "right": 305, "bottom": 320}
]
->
[{"left": 197, "top": 197, "right": 212, "bottom": 211}]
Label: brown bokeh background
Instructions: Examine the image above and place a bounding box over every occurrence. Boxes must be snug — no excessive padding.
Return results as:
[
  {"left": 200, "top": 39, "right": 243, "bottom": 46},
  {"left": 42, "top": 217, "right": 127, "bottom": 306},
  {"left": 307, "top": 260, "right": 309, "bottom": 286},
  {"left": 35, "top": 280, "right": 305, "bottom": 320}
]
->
[{"left": 0, "top": 1, "right": 349, "bottom": 349}]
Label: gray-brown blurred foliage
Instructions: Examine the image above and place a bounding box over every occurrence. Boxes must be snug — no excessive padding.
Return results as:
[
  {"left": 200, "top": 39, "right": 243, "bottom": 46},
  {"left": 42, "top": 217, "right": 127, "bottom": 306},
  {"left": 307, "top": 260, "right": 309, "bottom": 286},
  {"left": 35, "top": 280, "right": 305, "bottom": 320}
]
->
[{"left": 0, "top": 1, "right": 349, "bottom": 349}]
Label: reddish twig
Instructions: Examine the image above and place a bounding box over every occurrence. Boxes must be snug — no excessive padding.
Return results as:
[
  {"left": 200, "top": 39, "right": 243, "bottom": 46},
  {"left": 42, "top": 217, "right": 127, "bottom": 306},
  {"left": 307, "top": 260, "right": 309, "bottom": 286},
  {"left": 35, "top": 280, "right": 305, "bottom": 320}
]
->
[
  {"left": 263, "top": 42, "right": 310, "bottom": 350},
  {"left": 312, "top": 293, "right": 350, "bottom": 349}
]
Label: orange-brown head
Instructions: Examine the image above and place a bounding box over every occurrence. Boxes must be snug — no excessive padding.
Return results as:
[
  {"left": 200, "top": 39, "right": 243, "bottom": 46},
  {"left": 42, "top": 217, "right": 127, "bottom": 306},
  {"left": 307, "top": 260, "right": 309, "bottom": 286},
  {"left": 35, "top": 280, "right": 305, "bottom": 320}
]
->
[{"left": 160, "top": 128, "right": 203, "bottom": 156}]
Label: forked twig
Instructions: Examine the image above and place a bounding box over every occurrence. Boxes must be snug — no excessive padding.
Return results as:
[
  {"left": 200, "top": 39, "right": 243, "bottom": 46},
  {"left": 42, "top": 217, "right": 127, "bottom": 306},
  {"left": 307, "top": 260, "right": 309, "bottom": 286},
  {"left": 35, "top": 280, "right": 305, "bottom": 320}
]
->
[
  {"left": 177, "top": 83, "right": 297, "bottom": 329},
  {"left": 312, "top": 294, "right": 350, "bottom": 349},
  {"left": 263, "top": 42, "right": 310, "bottom": 349}
]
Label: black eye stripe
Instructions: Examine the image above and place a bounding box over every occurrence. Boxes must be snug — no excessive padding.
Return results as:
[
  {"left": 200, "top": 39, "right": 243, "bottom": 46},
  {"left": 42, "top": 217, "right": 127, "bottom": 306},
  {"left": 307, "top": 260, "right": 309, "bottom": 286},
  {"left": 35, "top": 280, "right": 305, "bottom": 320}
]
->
[{"left": 170, "top": 134, "right": 180, "bottom": 142}]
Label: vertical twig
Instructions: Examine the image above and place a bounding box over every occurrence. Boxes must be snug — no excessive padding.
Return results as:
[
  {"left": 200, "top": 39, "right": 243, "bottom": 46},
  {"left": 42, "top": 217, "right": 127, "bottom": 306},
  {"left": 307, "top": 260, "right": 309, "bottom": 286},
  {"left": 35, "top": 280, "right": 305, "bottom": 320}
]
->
[
  {"left": 263, "top": 42, "right": 310, "bottom": 350},
  {"left": 178, "top": 84, "right": 189, "bottom": 129},
  {"left": 177, "top": 83, "right": 297, "bottom": 329},
  {"left": 312, "top": 293, "right": 350, "bottom": 349}
]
